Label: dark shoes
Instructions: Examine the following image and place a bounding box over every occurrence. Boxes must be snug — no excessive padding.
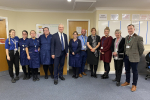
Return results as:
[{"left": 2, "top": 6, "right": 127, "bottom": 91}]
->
[
  {"left": 23, "top": 75, "right": 27, "bottom": 80},
  {"left": 54, "top": 80, "right": 58, "bottom": 85},
  {"left": 45, "top": 75, "right": 48, "bottom": 79},
  {"left": 14, "top": 76, "right": 19, "bottom": 81},
  {"left": 51, "top": 75, "right": 54, "bottom": 79},
  {"left": 11, "top": 78, "right": 16, "bottom": 83},
  {"left": 116, "top": 82, "right": 120, "bottom": 86},
  {"left": 27, "top": 75, "right": 31, "bottom": 79},
  {"left": 94, "top": 74, "right": 97, "bottom": 78},
  {"left": 72, "top": 75, "right": 78, "bottom": 79},
  {"left": 112, "top": 78, "right": 117, "bottom": 82},
  {"left": 101, "top": 74, "right": 109, "bottom": 79},
  {"left": 59, "top": 76, "right": 65, "bottom": 80}
]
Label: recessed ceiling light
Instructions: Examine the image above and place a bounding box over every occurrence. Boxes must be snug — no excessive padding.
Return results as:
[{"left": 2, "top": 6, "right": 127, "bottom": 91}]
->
[{"left": 67, "top": 0, "right": 71, "bottom": 2}]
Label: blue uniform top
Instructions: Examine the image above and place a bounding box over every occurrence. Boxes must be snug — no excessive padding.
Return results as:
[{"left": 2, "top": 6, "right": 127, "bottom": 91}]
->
[
  {"left": 5, "top": 36, "right": 19, "bottom": 50},
  {"left": 19, "top": 38, "right": 29, "bottom": 66},
  {"left": 78, "top": 35, "right": 87, "bottom": 50},
  {"left": 26, "top": 38, "right": 40, "bottom": 53},
  {"left": 39, "top": 34, "right": 53, "bottom": 65}
]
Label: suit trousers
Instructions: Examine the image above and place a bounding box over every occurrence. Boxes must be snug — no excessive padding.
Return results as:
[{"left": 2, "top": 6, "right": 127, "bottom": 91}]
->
[{"left": 114, "top": 59, "right": 123, "bottom": 82}]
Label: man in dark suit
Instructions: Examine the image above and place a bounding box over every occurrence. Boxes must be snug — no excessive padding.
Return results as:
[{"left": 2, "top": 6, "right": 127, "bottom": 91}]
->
[
  {"left": 121, "top": 24, "right": 144, "bottom": 92},
  {"left": 51, "top": 24, "right": 68, "bottom": 85}
]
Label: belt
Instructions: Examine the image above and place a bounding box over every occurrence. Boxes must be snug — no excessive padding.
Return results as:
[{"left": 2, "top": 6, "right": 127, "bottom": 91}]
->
[{"left": 81, "top": 50, "right": 86, "bottom": 51}]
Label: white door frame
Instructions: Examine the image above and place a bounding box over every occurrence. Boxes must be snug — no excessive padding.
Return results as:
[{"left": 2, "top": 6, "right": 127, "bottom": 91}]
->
[
  {"left": 0, "top": 16, "right": 9, "bottom": 38},
  {"left": 67, "top": 19, "right": 90, "bottom": 70}
]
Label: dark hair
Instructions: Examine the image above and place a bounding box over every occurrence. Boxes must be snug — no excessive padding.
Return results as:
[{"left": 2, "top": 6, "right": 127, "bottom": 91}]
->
[
  {"left": 127, "top": 24, "right": 135, "bottom": 28},
  {"left": 43, "top": 27, "right": 49, "bottom": 32},
  {"left": 22, "top": 30, "right": 28, "bottom": 35},
  {"left": 9, "top": 29, "right": 15, "bottom": 33},
  {"left": 73, "top": 31, "right": 78, "bottom": 35},
  {"left": 91, "top": 28, "right": 96, "bottom": 32}
]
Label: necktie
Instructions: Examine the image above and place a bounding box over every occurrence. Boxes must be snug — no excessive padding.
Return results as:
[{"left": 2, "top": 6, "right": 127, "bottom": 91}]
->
[
  {"left": 128, "top": 36, "right": 131, "bottom": 41},
  {"left": 61, "top": 33, "right": 64, "bottom": 51}
]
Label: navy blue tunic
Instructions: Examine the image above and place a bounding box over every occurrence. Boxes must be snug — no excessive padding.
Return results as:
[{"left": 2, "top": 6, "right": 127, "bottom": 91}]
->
[
  {"left": 69, "top": 39, "right": 81, "bottom": 67},
  {"left": 5, "top": 36, "right": 19, "bottom": 50},
  {"left": 19, "top": 38, "right": 29, "bottom": 66},
  {"left": 39, "top": 34, "right": 53, "bottom": 65},
  {"left": 26, "top": 38, "right": 40, "bottom": 68}
]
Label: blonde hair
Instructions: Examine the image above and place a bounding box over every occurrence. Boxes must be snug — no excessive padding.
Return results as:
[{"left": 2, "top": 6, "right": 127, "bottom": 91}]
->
[
  {"left": 104, "top": 27, "right": 110, "bottom": 31},
  {"left": 30, "top": 30, "right": 36, "bottom": 34},
  {"left": 9, "top": 29, "right": 15, "bottom": 45},
  {"left": 115, "top": 29, "right": 121, "bottom": 34}
]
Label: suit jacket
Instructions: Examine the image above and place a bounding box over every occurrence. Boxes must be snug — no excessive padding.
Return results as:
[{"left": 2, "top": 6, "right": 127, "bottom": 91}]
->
[
  {"left": 111, "top": 37, "right": 125, "bottom": 59},
  {"left": 124, "top": 33, "right": 144, "bottom": 62},
  {"left": 69, "top": 39, "right": 81, "bottom": 55},
  {"left": 51, "top": 32, "right": 68, "bottom": 57}
]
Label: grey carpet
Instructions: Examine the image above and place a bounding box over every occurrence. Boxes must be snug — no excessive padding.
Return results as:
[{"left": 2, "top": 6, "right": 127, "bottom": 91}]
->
[{"left": 0, "top": 70, "right": 150, "bottom": 100}]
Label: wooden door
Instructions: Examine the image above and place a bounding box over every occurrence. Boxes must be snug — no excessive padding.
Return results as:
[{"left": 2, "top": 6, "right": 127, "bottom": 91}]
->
[
  {"left": 69, "top": 21, "right": 89, "bottom": 65},
  {"left": 0, "top": 19, "right": 8, "bottom": 72}
]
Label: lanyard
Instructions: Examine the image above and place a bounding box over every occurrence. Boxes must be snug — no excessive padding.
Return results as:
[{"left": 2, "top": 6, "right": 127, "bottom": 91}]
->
[
  {"left": 115, "top": 38, "right": 121, "bottom": 48},
  {"left": 81, "top": 35, "right": 86, "bottom": 45},
  {"left": 22, "top": 38, "right": 27, "bottom": 47},
  {"left": 102, "top": 37, "right": 107, "bottom": 46},
  {"left": 11, "top": 39, "right": 17, "bottom": 48},
  {"left": 33, "top": 39, "right": 37, "bottom": 48}
]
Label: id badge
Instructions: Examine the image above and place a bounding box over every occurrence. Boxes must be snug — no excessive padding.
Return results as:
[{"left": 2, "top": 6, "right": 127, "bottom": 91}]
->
[
  {"left": 116, "top": 49, "right": 118, "bottom": 51},
  {"left": 126, "top": 45, "right": 130, "bottom": 49},
  {"left": 14, "top": 48, "right": 17, "bottom": 51},
  {"left": 23, "top": 48, "right": 25, "bottom": 51},
  {"left": 83, "top": 46, "right": 86, "bottom": 49},
  {"left": 34, "top": 49, "right": 38, "bottom": 52},
  {"left": 101, "top": 47, "right": 103, "bottom": 49}
]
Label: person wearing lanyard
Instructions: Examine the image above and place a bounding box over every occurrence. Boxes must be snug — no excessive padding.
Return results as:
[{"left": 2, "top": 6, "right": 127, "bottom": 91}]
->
[
  {"left": 26, "top": 30, "right": 40, "bottom": 82},
  {"left": 87, "top": 28, "right": 100, "bottom": 78},
  {"left": 111, "top": 29, "right": 125, "bottom": 86},
  {"left": 100, "top": 27, "right": 113, "bottom": 79},
  {"left": 5, "top": 29, "right": 20, "bottom": 83},
  {"left": 121, "top": 24, "right": 144, "bottom": 92},
  {"left": 78, "top": 29, "right": 87, "bottom": 77},
  {"left": 19, "top": 30, "right": 31, "bottom": 80},
  {"left": 69, "top": 31, "right": 82, "bottom": 79},
  {"left": 39, "top": 27, "right": 54, "bottom": 79}
]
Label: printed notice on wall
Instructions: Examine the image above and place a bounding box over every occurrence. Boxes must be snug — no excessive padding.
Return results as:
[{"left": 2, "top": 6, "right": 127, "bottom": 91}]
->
[
  {"left": 0, "top": 38, "right": 5, "bottom": 44},
  {"left": 99, "top": 14, "right": 107, "bottom": 20},
  {"left": 140, "top": 14, "right": 148, "bottom": 20},
  {"left": 122, "top": 14, "right": 130, "bottom": 20},
  {"left": 76, "top": 27, "right": 82, "bottom": 34},
  {"left": 111, "top": 14, "right": 119, "bottom": 20},
  {"left": 132, "top": 14, "right": 140, "bottom": 20}
]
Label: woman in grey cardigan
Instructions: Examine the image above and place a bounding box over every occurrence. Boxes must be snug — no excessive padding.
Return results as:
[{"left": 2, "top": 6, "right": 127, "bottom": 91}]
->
[{"left": 111, "top": 29, "right": 125, "bottom": 86}]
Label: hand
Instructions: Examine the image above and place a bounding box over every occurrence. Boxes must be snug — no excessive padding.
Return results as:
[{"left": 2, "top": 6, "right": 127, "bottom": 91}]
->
[
  {"left": 91, "top": 48, "right": 95, "bottom": 52},
  {"left": 72, "top": 52, "right": 75, "bottom": 55},
  {"left": 101, "top": 52, "right": 104, "bottom": 54},
  {"left": 7, "top": 56, "right": 10, "bottom": 61},
  {"left": 38, "top": 48, "right": 40, "bottom": 51},
  {"left": 113, "top": 52, "right": 117, "bottom": 56},
  {"left": 66, "top": 53, "right": 68, "bottom": 57},
  {"left": 99, "top": 50, "right": 101, "bottom": 53},
  {"left": 52, "top": 55, "right": 55, "bottom": 59},
  {"left": 27, "top": 56, "right": 31, "bottom": 60}
]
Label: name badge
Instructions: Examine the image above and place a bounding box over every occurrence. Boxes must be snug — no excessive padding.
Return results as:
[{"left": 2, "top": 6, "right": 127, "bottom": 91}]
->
[
  {"left": 126, "top": 46, "right": 130, "bottom": 48},
  {"left": 14, "top": 48, "right": 17, "bottom": 51},
  {"left": 83, "top": 46, "right": 86, "bottom": 49},
  {"left": 22, "top": 45, "right": 24, "bottom": 47},
  {"left": 116, "top": 49, "right": 118, "bottom": 51},
  {"left": 23, "top": 48, "right": 25, "bottom": 51},
  {"left": 101, "top": 47, "right": 103, "bottom": 49},
  {"left": 34, "top": 49, "right": 38, "bottom": 52}
]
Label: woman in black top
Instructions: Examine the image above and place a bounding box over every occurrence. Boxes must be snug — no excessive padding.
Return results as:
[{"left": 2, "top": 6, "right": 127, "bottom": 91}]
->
[
  {"left": 111, "top": 29, "right": 125, "bottom": 86},
  {"left": 87, "top": 28, "right": 100, "bottom": 78}
]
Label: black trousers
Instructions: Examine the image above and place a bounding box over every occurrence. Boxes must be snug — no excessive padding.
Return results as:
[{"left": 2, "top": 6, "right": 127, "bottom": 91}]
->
[
  {"left": 72, "top": 67, "right": 79, "bottom": 76},
  {"left": 90, "top": 64, "right": 98, "bottom": 75},
  {"left": 6, "top": 50, "right": 19, "bottom": 78},
  {"left": 32, "top": 68, "right": 38, "bottom": 78},
  {"left": 22, "top": 65, "right": 31, "bottom": 76},
  {"left": 104, "top": 62, "right": 110, "bottom": 75},
  {"left": 114, "top": 60, "right": 123, "bottom": 82},
  {"left": 43, "top": 65, "right": 53, "bottom": 76}
]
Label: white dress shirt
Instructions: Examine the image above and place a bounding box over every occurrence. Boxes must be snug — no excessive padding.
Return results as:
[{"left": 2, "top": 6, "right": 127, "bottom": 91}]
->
[{"left": 58, "top": 32, "right": 65, "bottom": 49}]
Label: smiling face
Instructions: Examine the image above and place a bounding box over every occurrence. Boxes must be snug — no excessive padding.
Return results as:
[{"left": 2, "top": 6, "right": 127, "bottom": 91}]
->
[
  {"left": 58, "top": 24, "right": 64, "bottom": 33},
  {"left": 91, "top": 29, "right": 96, "bottom": 35},
  {"left": 30, "top": 30, "right": 36, "bottom": 38},
  {"left": 115, "top": 31, "right": 121, "bottom": 38},
  {"left": 73, "top": 32, "right": 78, "bottom": 39},
  {"left": 22, "top": 32, "right": 28, "bottom": 39},
  {"left": 9, "top": 30, "right": 15, "bottom": 38},
  {"left": 43, "top": 28, "right": 49, "bottom": 35},
  {"left": 104, "top": 29, "right": 109, "bottom": 36},
  {"left": 128, "top": 25, "right": 135, "bottom": 35},
  {"left": 81, "top": 29, "right": 86, "bottom": 36}
]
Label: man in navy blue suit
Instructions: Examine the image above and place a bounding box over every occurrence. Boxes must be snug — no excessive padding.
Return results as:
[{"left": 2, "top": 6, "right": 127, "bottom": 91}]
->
[{"left": 51, "top": 24, "right": 68, "bottom": 85}]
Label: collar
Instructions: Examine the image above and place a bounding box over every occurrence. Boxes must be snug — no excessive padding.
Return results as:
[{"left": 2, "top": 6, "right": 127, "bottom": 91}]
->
[
  {"left": 129, "top": 33, "right": 135, "bottom": 37},
  {"left": 58, "top": 32, "right": 63, "bottom": 34}
]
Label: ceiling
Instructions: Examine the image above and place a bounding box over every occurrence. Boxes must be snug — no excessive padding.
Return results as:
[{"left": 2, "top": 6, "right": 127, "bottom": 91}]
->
[{"left": 0, "top": 0, "right": 150, "bottom": 12}]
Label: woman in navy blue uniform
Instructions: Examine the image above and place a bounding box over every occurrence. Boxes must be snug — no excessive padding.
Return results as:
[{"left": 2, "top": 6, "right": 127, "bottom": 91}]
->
[
  {"left": 5, "top": 29, "right": 20, "bottom": 83},
  {"left": 39, "top": 27, "right": 54, "bottom": 79},
  {"left": 69, "top": 31, "right": 82, "bottom": 78},
  {"left": 26, "top": 30, "right": 40, "bottom": 82},
  {"left": 19, "top": 30, "right": 31, "bottom": 80}
]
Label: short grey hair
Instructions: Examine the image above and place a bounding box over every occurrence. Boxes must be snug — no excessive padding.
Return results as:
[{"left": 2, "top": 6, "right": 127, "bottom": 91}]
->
[
  {"left": 115, "top": 29, "right": 121, "bottom": 34},
  {"left": 127, "top": 24, "right": 135, "bottom": 28}
]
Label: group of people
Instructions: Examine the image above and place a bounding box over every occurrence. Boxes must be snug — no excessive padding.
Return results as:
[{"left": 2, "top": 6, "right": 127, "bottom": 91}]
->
[{"left": 5, "top": 23, "right": 144, "bottom": 92}]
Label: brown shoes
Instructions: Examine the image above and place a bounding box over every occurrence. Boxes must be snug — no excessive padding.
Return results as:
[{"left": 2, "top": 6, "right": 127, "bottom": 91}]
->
[
  {"left": 121, "top": 82, "right": 130, "bottom": 86},
  {"left": 82, "top": 72, "right": 87, "bottom": 76},
  {"left": 79, "top": 74, "right": 82, "bottom": 78},
  {"left": 131, "top": 85, "right": 136, "bottom": 92}
]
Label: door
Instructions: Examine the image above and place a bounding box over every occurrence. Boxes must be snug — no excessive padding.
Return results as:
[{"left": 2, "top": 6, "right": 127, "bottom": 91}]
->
[
  {"left": 0, "top": 19, "right": 8, "bottom": 72},
  {"left": 69, "top": 21, "right": 89, "bottom": 66}
]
